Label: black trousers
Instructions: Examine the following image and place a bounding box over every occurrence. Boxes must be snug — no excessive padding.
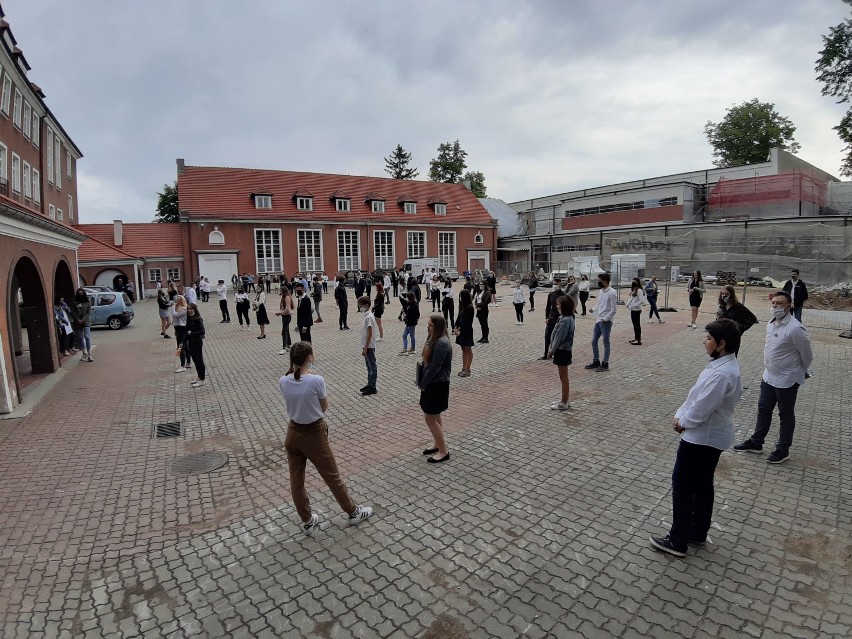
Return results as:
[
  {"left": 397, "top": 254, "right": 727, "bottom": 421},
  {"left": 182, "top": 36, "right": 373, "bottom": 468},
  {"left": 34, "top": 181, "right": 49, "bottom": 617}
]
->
[
  {"left": 281, "top": 315, "right": 292, "bottom": 348},
  {"left": 543, "top": 322, "right": 555, "bottom": 357},
  {"left": 298, "top": 325, "right": 312, "bottom": 343},
  {"left": 442, "top": 300, "right": 455, "bottom": 329},
  {"left": 236, "top": 301, "right": 251, "bottom": 326},
  {"left": 477, "top": 308, "right": 489, "bottom": 341},
  {"left": 579, "top": 291, "right": 589, "bottom": 315},
  {"left": 174, "top": 326, "right": 190, "bottom": 367},
  {"left": 188, "top": 340, "right": 206, "bottom": 380},
  {"left": 338, "top": 303, "right": 348, "bottom": 329},
  {"left": 630, "top": 310, "right": 642, "bottom": 342},
  {"left": 219, "top": 299, "right": 230, "bottom": 321},
  {"left": 514, "top": 303, "right": 524, "bottom": 322},
  {"left": 669, "top": 440, "right": 722, "bottom": 550},
  {"left": 529, "top": 291, "right": 536, "bottom": 310},
  {"left": 431, "top": 289, "right": 440, "bottom": 311}
]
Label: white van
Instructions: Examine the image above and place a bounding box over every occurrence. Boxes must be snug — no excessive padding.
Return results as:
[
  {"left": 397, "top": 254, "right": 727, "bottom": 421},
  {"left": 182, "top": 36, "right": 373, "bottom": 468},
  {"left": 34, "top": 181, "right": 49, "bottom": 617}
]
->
[{"left": 402, "top": 257, "right": 440, "bottom": 282}]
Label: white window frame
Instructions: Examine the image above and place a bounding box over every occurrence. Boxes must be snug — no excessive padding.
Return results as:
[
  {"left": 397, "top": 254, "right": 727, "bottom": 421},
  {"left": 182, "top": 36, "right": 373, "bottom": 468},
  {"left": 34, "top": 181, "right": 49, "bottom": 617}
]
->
[
  {"left": 336, "top": 229, "right": 361, "bottom": 271},
  {"left": 54, "top": 138, "right": 62, "bottom": 189},
  {"left": 335, "top": 198, "right": 350, "bottom": 212},
  {"left": 374, "top": 230, "right": 395, "bottom": 270},
  {"left": 0, "top": 142, "right": 7, "bottom": 185},
  {"left": 48, "top": 204, "right": 56, "bottom": 219},
  {"left": 407, "top": 231, "right": 426, "bottom": 259},
  {"left": 22, "top": 102, "right": 31, "bottom": 139},
  {"left": 66, "top": 151, "right": 73, "bottom": 178},
  {"left": 31, "top": 114, "right": 39, "bottom": 147},
  {"left": 371, "top": 200, "right": 385, "bottom": 213},
  {"left": 254, "top": 228, "right": 282, "bottom": 274},
  {"left": 167, "top": 267, "right": 181, "bottom": 281},
  {"left": 297, "top": 229, "right": 323, "bottom": 272},
  {"left": 296, "top": 196, "right": 313, "bottom": 211},
  {"left": 404, "top": 202, "right": 417, "bottom": 214},
  {"left": 32, "top": 169, "right": 40, "bottom": 203},
  {"left": 11, "top": 153, "right": 20, "bottom": 193},
  {"left": 438, "top": 231, "right": 457, "bottom": 269},
  {"left": 434, "top": 203, "right": 447, "bottom": 216},
  {"left": 254, "top": 195, "right": 272, "bottom": 209},
  {"left": 0, "top": 74, "right": 11, "bottom": 115},
  {"left": 12, "top": 88, "right": 21, "bottom": 128},
  {"left": 68, "top": 194, "right": 73, "bottom": 220},
  {"left": 474, "top": 232, "right": 484, "bottom": 244},
  {"left": 56, "top": 208, "right": 63, "bottom": 221},
  {"left": 46, "top": 128, "right": 53, "bottom": 184},
  {"left": 22, "top": 161, "right": 30, "bottom": 199},
  {"left": 148, "top": 268, "right": 162, "bottom": 283}
]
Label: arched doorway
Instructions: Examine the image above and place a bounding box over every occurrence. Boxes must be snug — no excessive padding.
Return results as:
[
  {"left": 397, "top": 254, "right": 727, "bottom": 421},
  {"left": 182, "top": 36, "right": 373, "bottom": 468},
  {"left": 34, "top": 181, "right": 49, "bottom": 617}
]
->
[
  {"left": 7, "top": 255, "right": 54, "bottom": 403},
  {"left": 54, "top": 260, "right": 75, "bottom": 304},
  {"left": 94, "top": 268, "right": 127, "bottom": 290}
]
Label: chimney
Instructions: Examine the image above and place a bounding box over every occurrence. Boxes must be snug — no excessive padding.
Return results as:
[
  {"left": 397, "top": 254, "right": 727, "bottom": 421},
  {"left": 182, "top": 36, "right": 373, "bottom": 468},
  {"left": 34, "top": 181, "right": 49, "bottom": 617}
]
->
[
  {"left": 113, "top": 220, "right": 123, "bottom": 247},
  {"left": 176, "top": 158, "right": 185, "bottom": 175}
]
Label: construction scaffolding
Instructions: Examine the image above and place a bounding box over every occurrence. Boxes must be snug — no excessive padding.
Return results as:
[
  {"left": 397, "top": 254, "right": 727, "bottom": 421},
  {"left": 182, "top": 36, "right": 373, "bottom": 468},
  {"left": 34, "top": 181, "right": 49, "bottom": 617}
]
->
[{"left": 705, "top": 171, "right": 828, "bottom": 221}]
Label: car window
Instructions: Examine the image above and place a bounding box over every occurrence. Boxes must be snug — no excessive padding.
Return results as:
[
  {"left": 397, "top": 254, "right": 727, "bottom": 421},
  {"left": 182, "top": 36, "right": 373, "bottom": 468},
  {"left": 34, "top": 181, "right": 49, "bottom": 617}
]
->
[
  {"left": 122, "top": 293, "right": 132, "bottom": 305},
  {"left": 98, "top": 294, "right": 116, "bottom": 306}
]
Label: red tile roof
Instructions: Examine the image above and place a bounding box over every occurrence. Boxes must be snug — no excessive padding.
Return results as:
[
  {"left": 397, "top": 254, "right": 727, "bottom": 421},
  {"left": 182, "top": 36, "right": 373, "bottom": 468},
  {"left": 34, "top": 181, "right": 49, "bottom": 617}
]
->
[
  {"left": 77, "top": 223, "right": 183, "bottom": 261},
  {"left": 77, "top": 234, "right": 139, "bottom": 262},
  {"left": 178, "top": 165, "right": 495, "bottom": 226}
]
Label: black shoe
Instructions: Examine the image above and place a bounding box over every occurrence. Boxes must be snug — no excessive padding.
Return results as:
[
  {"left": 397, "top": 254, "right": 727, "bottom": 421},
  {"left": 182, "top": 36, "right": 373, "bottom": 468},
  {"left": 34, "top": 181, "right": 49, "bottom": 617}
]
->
[
  {"left": 584, "top": 360, "right": 600, "bottom": 369},
  {"left": 427, "top": 452, "right": 450, "bottom": 463},
  {"left": 538, "top": 356, "right": 549, "bottom": 360},
  {"left": 733, "top": 440, "right": 763, "bottom": 454},
  {"left": 361, "top": 387, "right": 377, "bottom": 396},
  {"left": 480, "top": 339, "right": 489, "bottom": 343},
  {"left": 423, "top": 447, "right": 439, "bottom": 455},
  {"left": 649, "top": 535, "right": 687, "bottom": 557},
  {"left": 596, "top": 362, "right": 609, "bottom": 372},
  {"left": 359, "top": 385, "right": 369, "bottom": 393},
  {"left": 688, "top": 537, "right": 707, "bottom": 546},
  {"left": 220, "top": 320, "right": 227, "bottom": 323},
  {"left": 767, "top": 450, "right": 790, "bottom": 464},
  {"left": 343, "top": 326, "right": 350, "bottom": 330}
]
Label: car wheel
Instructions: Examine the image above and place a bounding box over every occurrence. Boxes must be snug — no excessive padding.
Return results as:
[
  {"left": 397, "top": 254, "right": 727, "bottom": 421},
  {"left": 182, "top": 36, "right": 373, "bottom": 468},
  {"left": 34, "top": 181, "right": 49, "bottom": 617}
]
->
[{"left": 107, "top": 316, "right": 123, "bottom": 330}]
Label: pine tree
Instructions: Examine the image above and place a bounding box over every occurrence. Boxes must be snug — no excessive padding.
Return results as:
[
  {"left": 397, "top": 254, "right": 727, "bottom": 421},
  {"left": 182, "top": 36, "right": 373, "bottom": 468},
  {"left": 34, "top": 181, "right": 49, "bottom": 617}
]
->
[{"left": 384, "top": 145, "right": 419, "bottom": 180}]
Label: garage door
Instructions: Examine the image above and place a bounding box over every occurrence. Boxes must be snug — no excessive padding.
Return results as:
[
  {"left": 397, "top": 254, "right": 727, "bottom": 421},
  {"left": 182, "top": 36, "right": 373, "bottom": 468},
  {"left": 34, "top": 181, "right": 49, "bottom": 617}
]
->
[{"left": 198, "top": 254, "right": 238, "bottom": 288}]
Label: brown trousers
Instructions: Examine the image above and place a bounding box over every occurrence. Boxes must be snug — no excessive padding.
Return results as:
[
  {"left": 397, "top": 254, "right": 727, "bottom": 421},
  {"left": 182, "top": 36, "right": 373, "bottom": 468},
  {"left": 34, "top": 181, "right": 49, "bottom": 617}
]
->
[{"left": 285, "top": 418, "right": 355, "bottom": 522}]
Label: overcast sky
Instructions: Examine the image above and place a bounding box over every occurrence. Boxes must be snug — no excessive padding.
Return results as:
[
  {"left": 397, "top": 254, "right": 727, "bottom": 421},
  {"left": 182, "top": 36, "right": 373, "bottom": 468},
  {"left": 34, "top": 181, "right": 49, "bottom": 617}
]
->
[{"left": 6, "top": 0, "right": 851, "bottom": 223}]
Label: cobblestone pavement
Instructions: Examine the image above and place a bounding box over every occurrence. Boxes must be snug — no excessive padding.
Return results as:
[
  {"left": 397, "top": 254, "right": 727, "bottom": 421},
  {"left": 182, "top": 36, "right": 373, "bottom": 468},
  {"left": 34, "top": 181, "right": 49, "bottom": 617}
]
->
[{"left": 0, "top": 284, "right": 850, "bottom": 638}]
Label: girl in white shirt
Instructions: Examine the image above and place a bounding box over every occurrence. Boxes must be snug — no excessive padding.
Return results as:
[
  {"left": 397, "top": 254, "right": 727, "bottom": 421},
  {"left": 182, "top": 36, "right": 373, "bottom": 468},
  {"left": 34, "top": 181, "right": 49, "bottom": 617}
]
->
[
  {"left": 626, "top": 278, "right": 647, "bottom": 345},
  {"left": 234, "top": 287, "right": 251, "bottom": 331},
  {"left": 578, "top": 275, "right": 591, "bottom": 316},
  {"left": 512, "top": 281, "right": 526, "bottom": 324}
]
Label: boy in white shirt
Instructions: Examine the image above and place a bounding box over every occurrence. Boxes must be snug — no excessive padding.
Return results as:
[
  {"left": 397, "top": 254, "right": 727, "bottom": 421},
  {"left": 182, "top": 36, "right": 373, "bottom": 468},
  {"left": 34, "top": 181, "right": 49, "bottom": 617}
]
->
[
  {"left": 358, "top": 296, "right": 378, "bottom": 396},
  {"left": 585, "top": 272, "right": 617, "bottom": 372},
  {"left": 216, "top": 280, "right": 230, "bottom": 323}
]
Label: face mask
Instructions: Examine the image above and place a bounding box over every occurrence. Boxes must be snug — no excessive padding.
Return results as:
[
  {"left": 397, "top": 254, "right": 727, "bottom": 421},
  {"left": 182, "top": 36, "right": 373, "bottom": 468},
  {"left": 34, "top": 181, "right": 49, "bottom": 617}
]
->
[
  {"left": 791, "top": 275, "right": 797, "bottom": 280},
  {"left": 721, "top": 295, "right": 730, "bottom": 303},
  {"left": 771, "top": 307, "right": 788, "bottom": 320},
  {"left": 359, "top": 306, "right": 369, "bottom": 313},
  {"left": 597, "top": 281, "right": 604, "bottom": 288}
]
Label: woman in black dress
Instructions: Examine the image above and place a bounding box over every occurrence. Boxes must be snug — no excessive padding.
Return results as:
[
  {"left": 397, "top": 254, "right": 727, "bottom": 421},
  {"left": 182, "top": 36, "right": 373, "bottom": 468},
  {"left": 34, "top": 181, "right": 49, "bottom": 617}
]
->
[
  {"left": 254, "top": 288, "right": 270, "bottom": 339},
  {"left": 454, "top": 289, "right": 475, "bottom": 377},
  {"left": 373, "top": 283, "right": 385, "bottom": 340},
  {"left": 419, "top": 314, "right": 453, "bottom": 463},
  {"left": 687, "top": 271, "right": 706, "bottom": 328}
]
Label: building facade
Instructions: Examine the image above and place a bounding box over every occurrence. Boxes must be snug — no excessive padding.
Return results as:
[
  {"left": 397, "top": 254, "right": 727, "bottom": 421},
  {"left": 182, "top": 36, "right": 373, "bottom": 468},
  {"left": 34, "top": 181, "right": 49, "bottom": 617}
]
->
[
  {"left": 0, "top": 4, "right": 84, "bottom": 413},
  {"left": 176, "top": 161, "right": 497, "bottom": 284}
]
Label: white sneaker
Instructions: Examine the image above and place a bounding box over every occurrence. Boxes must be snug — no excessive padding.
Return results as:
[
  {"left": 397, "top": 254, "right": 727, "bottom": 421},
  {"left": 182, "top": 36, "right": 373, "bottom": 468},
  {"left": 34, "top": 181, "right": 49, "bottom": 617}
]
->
[
  {"left": 659, "top": 319, "right": 666, "bottom": 324},
  {"left": 190, "top": 380, "right": 206, "bottom": 387},
  {"left": 348, "top": 505, "right": 373, "bottom": 526},
  {"left": 377, "top": 337, "right": 384, "bottom": 342},
  {"left": 550, "top": 402, "right": 570, "bottom": 411},
  {"left": 302, "top": 513, "right": 319, "bottom": 537},
  {"left": 278, "top": 349, "right": 287, "bottom": 355},
  {"left": 175, "top": 367, "right": 186, "bottom": 373},
  {"left": 648, "top": 320, "right": 653, "bottom": 324}
]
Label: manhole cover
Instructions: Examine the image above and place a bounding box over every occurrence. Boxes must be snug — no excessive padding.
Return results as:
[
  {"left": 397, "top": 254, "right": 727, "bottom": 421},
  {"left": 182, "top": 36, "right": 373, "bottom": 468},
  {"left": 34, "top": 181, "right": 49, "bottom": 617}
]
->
[
  {"left": 153, "top": 422, "right": 183, "bottom": 439},
  {"left": 169, "top": 452, "right": 228, "bottom": 477}
]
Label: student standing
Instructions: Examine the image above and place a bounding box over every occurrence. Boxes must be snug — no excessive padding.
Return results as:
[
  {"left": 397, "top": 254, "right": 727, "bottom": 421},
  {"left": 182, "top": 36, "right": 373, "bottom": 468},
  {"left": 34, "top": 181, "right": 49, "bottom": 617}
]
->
[
  {"left": 295, "top": 283, "right": 314, "bottom": 343},
  {"left": 687, "top": 271, "right": 706, "bottom": 328},
  {"left": 564, "top": 276, "right": 580, "bottom": 316},
  {"left": 172, "top": 295, "right": 191, "bottom": 373},
  {"left": 279, "top": 342, "right": 373, "bottom": 535},
  {"left": 528, "top": 275, "right": 538, "bottom": 312},
  {"left": 645, "top": 276, "right": 664, "bottom": 323},
  {"left": 715, "top": 286, "right": 758, "bottom": 336},
  {"left": 578, "top": 275, "right": 591, "bottom": 316},
  {"left": 419, "top": 315, "right": 453, "bottom": 463},
  {"left": 626, "top": 278, "right": 646, "bottom": 345},
  {"left": 335, "top": 276, "right": 349, "bottom": 330},
  {"left": 69, "top": 288, "right": 94, "bottom": 362},
  {"left": 547, "top": 296, "right": 576, "bottom": 410},
  {"left": 454, "top": 289, "right": 475, "bottom": 377},
  {"left": 234, "top": 286, "right": 251, "bottom": 330},
  {"left": 253, "top": 287, "right": 269, "bottom": 339},
  {"left": 782, "top": 269, "right": 808, "bottom": 322},
  {"left": 585, "top": 272, "right": 617, "bottom": 371},
  {"left": 157, "top": 288, "right": 172, "bottom": 338},
  {"left": 312, "top": 277, "right": 324, "bottom": 323},
  {"left": 441, "top": 279, "right": 455, "bottom": 330},
  {"left": 186, "top": 303, "right": 207, "bottom": 387},
  {"left": 383, "top": 273, "right": 392, "bottom": 303},
  {"left": 358, "top": 296, "right": 378, "bottom": 396},
  {"left": 373, "top": 284, "right": 385, "bottom": 340},
  {"left": 430, "top": 274, "right": 441, "bottom": 312},
  {"left": 201, "top": 277, "right": 211, "bottom": 302},
  {"left": 540, "top": 280, "right": 565, "bottom": 360},
  {"left": 475, "top": 284, "right": 491, "bottom": 343},
  {"left": 216, "top": 280, "right": 231, "bottom": 323},
  {"left": 650, "top": 319, "right": 742, "bottom": 557},
  {"left": 276, "top": 285, "right": 295, "bottom": 355},
  {"left": 400, "top": 292, "right": 419, "bottom": 355},
  {"left": 512, "top": 281, "right": 526, "bottom": 324}
]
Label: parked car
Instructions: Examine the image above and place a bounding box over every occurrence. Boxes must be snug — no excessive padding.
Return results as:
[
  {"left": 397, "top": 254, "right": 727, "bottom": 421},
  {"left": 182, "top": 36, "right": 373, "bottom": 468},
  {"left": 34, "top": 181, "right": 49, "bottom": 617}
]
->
[
  {"left": 87, "top": 291, "right": 134, "bottom": 330},
  {"left": 549, "top": 270, "right": 569, "bottom": 284},
  {"left": 438, "top": 267, "right": 459, "bottom": 282},
  {"left": 83, "top": 285, "right": 114, "bottom": 293}
]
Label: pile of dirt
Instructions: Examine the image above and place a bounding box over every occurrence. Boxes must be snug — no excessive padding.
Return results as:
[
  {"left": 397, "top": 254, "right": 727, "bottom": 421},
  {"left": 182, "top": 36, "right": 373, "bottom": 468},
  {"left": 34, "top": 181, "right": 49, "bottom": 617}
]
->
[{"left": 807, "top": 285, "right": 852, "bottom": 310}]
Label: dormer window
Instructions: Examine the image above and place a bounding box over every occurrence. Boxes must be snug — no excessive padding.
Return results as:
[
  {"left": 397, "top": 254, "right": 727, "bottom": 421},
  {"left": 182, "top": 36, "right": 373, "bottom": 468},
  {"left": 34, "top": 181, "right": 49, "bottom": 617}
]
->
[
  {"left": 330, "top": 190, "right": 351, "bottom": 213},
  {"left": 293, "top": 188, "right": 314, "bottom": 211},
  {"left": 434, "top": 203, "right": 447, "bottom": 216},
  {"left": 427, "top": 196, "right": 447, "bottom": 216},
  {"left": 397, "top": 194, "right": 417, "bottom": 214},
  {"left": 372, "top": 201, "right": 385, "bottom": 213},
  {"left": 336, "top": 199, "right": 350, "bottom": 212},
  {"left": 404, "top": 202, "right": 417, "bottom": 214},
  {"left": 364, "top": 191, "right": 386, "bottom": 213},
  {"left": 251, "top": 190, "right": 273, "bottom": 209}
]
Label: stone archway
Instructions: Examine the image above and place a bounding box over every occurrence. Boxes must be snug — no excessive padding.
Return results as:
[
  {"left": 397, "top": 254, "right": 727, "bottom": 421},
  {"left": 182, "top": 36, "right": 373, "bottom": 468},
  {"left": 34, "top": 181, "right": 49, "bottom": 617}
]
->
[
  {"left": 94, "top": 268, "right": 128, "bottom": 291},
  {"left": 53, "top": 259, "right": 75, "bottom": 305}
]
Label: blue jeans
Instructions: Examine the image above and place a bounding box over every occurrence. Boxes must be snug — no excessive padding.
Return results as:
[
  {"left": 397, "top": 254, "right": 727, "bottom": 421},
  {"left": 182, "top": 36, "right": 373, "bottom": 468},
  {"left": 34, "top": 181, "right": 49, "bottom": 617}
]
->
[
  {"left": 792, "top": 306, "right": 803, "bottom": 322},
  {"left": 75, "top": 327, "right": 92, "bottom": 353},
  {"left": 364, "top": 348, "right": 377, "bottom": 388},
  {"left": 591, "top": 320, "right": 612, "bottom": 363},
  {"left": 402, "top": 325, "right": 416, "bottom": 351},
  {"left": 669, "top": 440, "right": 723, "bottom": 550},
  {"left": 750, "top": 380, "right": 800, "bottom": 453}
]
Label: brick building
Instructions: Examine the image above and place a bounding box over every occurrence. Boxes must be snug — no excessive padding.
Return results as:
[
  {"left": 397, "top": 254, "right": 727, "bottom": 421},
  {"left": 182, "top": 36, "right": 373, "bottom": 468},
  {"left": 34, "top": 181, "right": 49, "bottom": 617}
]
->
[
  {"left": 176, "top": 161, "right": 496, "bottom": 284},
  {"left": 0, "top": 4, "right": 84, "bottom": 413}
]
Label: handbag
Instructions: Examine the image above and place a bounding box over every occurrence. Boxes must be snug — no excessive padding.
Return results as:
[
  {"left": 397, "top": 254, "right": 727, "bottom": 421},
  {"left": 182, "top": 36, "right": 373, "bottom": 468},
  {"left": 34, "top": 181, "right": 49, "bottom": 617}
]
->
[
  {"left": 175, "top": 343, "right": 184, "bottom": 357},
  {"left": 416, "top": 361, "right": 424, "bottom": 386}
]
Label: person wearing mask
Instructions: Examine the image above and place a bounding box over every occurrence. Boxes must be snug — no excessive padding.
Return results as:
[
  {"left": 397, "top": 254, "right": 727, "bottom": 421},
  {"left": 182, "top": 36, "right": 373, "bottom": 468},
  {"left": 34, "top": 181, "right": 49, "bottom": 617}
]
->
[
  {"left": 69, "top": 288, "right": 94, "bottom": 362},
  {"left": 430, "top": 273, "right": 441, "bottom": 312},
  {"left": 216, "top": 280, "right": 231, "bottom": 323},
  {"left": 253, "top": 286, "right": 269, "bottom": 339},
  {"left": 335, "top": 276, "right": 350, "bottom": 330},
  {"left": 625, "top": 277, "right": 646, "bottom": 346},
  {"left": 373, "top": 283, "right": 386, "bottom": 341},
  {"left": 294, "top": 283, "right": 314, "bottom": 343},
  {"left": 354, "top": 274, "right": 366, "bottom": 306},
  {"left": 475, "top": 282, "right": 491, "bottom": 343},
  {"left": 157, "top": 288, "right": 172, "bottom": 338},
  {"left": 382, "top": 272, "right": 391, "bottom": 304},
  {"left": 454, "top": 289, "right": 475, "bottom": 377},
  {"left": 419, "top": 315, "right": 453, "bottom": 463},
  {"left": 649, "top": 319, "right": 742, "bottom": 558},
  {"left": 512, "top": 281, "right": 526, "bottom": 325},
  {"left": 358, "top": 296, "right": 379, "bottom": 396},
  {"left": 321, "top": 272, "right": 329, "bottom": 294},
  {"left": 564, "top": 276, "right": 580, "bottom": 317},
  {"left": 441, "top": 279, "right": 455, "bottom": 330},
  {"left": 585, "top": 272, "right": 617, "bottom": 371},
  {"left": 246, "top": 274, "right": 255, "bottom": 294},
  {"left": 185, "top": 303, "right": 207, "bottom": 387},
  {"left": 527, "top": 274, "right": 538, "bottom": 312},
  {"left": 487, "top": 272, "right": 498, "bottom": 307},
  {"left": 540, "top": 279, "right": 566, "bottom": 360},
  {"left": 279, "top": 342, "right": 374, "bottom": 535},
  {"left": 311, "top": 277, "right": 324, "bottom": 323},
  {"left": 234, "top": 286, "right": 251, "bottom": 331},
  {"left": 645, "top": 276, "right": 664, "bottom": 324},
  {"left": 201, "top": 277, "right": 211, "bottom": 303},
  {"left": 687, "top": 271, "right": 706, "bottom": 328},
  {"left": 782, "top": 269, "right": 808, "bottom": 322},
  {"left": 578, "top": 274, "right": 591, "bottom": 316},
  {"left": 546, "top": 296, "right": 577, "bottom": 411},
  {"left": 733, "top": 291, "right": 813, "bottom": 464},
  {"left": 172, "top": 295, "right": 191, "bottom": 373},
  {"left": 276, "top": 285, "right": 295, "bottom": 355},
  {"left": 715, "top": 286, "right": 758, "bottom": 337},
  {"left": 400, "top": 292, "right": 420, "bottom": 356}
]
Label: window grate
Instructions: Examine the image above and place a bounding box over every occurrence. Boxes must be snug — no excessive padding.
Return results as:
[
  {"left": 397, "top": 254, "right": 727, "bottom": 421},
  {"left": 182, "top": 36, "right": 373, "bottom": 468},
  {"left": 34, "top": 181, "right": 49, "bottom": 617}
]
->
[{"left": 153, "top": 421, "right": 183, "bottom": 439}]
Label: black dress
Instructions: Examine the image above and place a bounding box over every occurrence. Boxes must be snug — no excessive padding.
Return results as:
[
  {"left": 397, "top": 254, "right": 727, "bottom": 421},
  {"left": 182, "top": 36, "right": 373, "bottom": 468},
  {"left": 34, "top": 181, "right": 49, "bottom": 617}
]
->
[{"left": 455, "top": 305, "right": 475, "bottom": 348}]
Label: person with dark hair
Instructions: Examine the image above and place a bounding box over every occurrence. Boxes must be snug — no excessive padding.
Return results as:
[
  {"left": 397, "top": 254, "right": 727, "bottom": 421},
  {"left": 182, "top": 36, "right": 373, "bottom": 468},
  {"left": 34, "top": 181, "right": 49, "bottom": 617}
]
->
[
  {"left": 626, "top": 277, "right": 646, "bottom": 345},
  {"left": 650, "top": 319, "right": 742, "bottom": 557},
  {"left": 528, "top": 273, "right": 538, "bottom": 312},
  {"left": 454, "top": 289, "right": 475, "bottom": 377},
  {"left": 276, "top": 285, "right": 295, "bottom": 355},
  {"left": 512, "top": 280, "right": 526, "bottom": 324},
  {"left": 547, "top": 296, "right": 576, "bottom": 410},
  {"left": 585, "top": 272, "right": 616, "bottom": 371},
  {"left": 358, "top": 296, "right": 378, "bottom": 396},
  {"left": 335, "top": 276, "right": 350, "bottom": 330},
  {"left": 171, "top": 295, "right": 191, "bottom": 373},
  {"left": 733, "top": 291, "right": 813, "bottom": 464},
  {"left": 645, "top": 276, "right": 664, "bottom": 323},
  {"left": 295, "top": 283, "right": 313, "bottom": 343},
  {"left": 687, "top": 271, "right": 706, "bottom": 328},
  {"left": 475, "top": 282, "right": 491, "bottom": 343},
  {"left": 540, "top": 279, "right": 566, "bottom": 360},
  {"left": 157, "top": 287, "right": 172, "bottom": 338},
  {"left": 441, "top": 279, "right": 455, "bottom": 330},
  {"left": 253, "top": 286, "right": 269, "bottom": 339},
  {"left": 69, "top": 288, "right": 94, "bottom": 362},
  {"left": 400, "top": 292, "right": 420, "bottom": 355},
  {"left": 715, "top": 285, "right": 758, "bottom": 336},
  {"left": 185, "top": 303, "right": 207, "bottom": 387},
  {"left": 311, "top": 277, "right": 323, "bottom": 323},
  {"left": 373, "top": 283, "right": 385, "bottom": 341},
  {"left": 216, "top": 279, "right": 230, "bottom": 323},
  {"left": 782, "top": 269, "right": 808, "bottom": 322},
  {"left": 578, "top": 274, "right": 591, "bottom": 316},
  {"left": 279, "top": 342, "right": 373, "bottom": 536},
  {"left": 234, "top": 286, "right": 251, "bottom": 331},
  {"left": 419, "top": 315, "right": 453, "bottom": 463}
]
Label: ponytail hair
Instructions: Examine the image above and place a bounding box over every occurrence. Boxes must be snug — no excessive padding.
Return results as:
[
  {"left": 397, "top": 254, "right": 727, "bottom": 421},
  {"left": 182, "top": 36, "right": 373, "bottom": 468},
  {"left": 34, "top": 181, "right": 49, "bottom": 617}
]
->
[{"left": 286, "top": 341, "right": 313, "bottom": 380}]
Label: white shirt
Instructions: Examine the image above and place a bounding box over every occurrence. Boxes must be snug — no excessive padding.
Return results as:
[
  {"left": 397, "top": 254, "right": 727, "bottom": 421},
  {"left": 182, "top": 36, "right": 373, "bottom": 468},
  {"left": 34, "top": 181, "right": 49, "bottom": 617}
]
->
[
  {"left": 512, "top": 288, "right": 525, "bottom": 304},
  {"left": 443, "top": 287, "right": 454, "bottom": 301},
  {"left": 201, "top": 281, "right": 210, "bottom": 293},
  {"left": 360, "top": 310, "right": 378, "bottom": 349},
  {"left": 763, "top": 313, "right": 813, "bottom": 388},
  {"left": 184, "top": 288, "right": 198, "bottom": 304},
  {"left": 216, "top": 284, "right": 228, "bottom": 301},
  {"left": 279, "top": 374, "right": 327, "bottom": 425},
  {"left": 594, "top": 286, "right": 617, "bottom": 323},
  {"left": 625, "top": 289, "right": 646, "bottom": 311},
  {"left": 235, "top": 292, "right": 249, "bottom": 304},
  {"left": 578, "top": 280, "right": 590, "bottom": 292},
  {"left": 383, "top": 275, "right": 391, "bottom": 289},
  {"left": 675, "top": 354, "right": 742, "bottom": 450}
]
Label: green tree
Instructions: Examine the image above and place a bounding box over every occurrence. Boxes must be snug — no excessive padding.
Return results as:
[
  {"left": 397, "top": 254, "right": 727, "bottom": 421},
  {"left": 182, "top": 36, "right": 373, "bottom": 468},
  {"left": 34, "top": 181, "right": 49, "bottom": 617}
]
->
[
  {"left": 704, "top": 99, "right": 800, "bottom": 168},
  {"left": 384, "top": 144, "right": 419, "bottom": 180},
  {"left": 429, "top": 139, "right": 468, "bottom": 183},
  {"left": 155, "top": 182, "right": 179, "bottom": 223},
  {"left": 462, "top": 170, "right": 487, "bottom": 198},
  {"left": 816, "top": 2, "right": 852, "bottom": 175}
]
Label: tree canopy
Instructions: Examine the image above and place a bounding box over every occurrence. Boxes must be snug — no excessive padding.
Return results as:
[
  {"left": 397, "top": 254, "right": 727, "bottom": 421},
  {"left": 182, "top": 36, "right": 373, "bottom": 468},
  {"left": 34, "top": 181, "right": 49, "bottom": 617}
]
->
[
  {"left": 816, "top": 4, "right": 852, "bottom": 175},
  {"left": 155, "top": 182, "right": 179, "bottom": 223},
  {"left": 462, "top": 171, "right": 487, "bottom": 198},
  {"left": 384, "top": 144, "right": 419, "bottom": 180},
  {"left": 429, "top": 139, "right": 468, "bottom": 183},
  {"left": 704, "top": 99, "right": 800, "bottom": 168}
]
